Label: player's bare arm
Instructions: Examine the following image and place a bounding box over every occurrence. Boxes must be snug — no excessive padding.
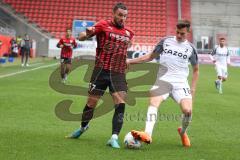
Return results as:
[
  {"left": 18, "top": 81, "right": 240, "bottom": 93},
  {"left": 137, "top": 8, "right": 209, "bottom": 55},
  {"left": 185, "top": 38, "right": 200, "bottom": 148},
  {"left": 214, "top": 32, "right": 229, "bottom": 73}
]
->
[
  {"left": 191, "top": 64, "right": 199, "bottom": 97},
  {"left": 127, "top": 52, "right": 158, "bottom": 65},
  {"left": 78, "top": 27, "right": 95, "bottom": 41},
  {"left": 127, "top": 40, "right": 133, "bottom": 48}
]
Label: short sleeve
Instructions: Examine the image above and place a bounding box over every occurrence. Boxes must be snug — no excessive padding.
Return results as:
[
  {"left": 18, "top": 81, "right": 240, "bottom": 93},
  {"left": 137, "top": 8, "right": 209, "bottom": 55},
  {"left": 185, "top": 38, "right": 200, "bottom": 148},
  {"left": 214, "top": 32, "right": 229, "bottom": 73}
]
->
[
  {"left": 189, "top": 44, "right": 198, "bottom": 66},
  {"left": 152, "top": 38, "right": 166, "bottom": 54},
  {"left": 227, "top": 48, "right": 230, "bottom": 56},
  {"left": 86, "top": 20, "right": 106, "bottom": 36},
  {"left": 57, "top": 39, "right": 63, "bottom": 48},
  {"left": 211, "top": 48, "right": 217, "bottom": 56}
]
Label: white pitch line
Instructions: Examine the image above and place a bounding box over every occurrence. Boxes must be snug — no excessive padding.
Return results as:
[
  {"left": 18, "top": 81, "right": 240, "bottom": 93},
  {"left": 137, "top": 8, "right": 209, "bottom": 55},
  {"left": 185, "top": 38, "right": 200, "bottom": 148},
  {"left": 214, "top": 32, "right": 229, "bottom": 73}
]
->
[
  {"left": 27, "top": 62, "right": 44, "bottom": 67},
  {"left": 0, "top": 63, "right": 58, "bottom": 79}
]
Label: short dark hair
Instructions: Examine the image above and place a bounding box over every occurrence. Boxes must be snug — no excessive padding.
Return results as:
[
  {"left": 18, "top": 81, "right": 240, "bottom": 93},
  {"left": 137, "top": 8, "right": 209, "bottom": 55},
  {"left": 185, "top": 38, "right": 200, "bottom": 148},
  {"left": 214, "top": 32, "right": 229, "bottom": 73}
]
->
[
  {"left": 219, "top": 37, "right": 225, "bottom": 41},
  {"left": 176, "top": 19, "right": 191, "bottom": 31},
  {"left": 113, "top": 2, "right": 127, "bottom": 12}
]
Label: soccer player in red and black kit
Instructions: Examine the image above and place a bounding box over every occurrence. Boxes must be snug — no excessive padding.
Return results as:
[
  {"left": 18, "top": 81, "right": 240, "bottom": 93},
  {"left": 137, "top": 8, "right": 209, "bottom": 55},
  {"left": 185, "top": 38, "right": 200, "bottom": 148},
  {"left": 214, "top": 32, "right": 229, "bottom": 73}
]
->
[
  {"left": 57, "top": 28, "right": 77, "bottom": 83},
  {"left": 66, "top": 3, "right": 134, "bottom": 148}
]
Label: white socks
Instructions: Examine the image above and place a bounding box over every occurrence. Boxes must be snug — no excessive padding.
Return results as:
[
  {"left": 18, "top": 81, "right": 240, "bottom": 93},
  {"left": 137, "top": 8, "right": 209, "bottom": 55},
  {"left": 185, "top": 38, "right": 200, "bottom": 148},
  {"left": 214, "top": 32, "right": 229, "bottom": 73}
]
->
[
  {"left": 144, "top": 106, "right": 192, "bottom": 136},
  {"left": 216, "top": 79, "right": 223, "bottom": 93},
  {"left": 144, "top": 106, "right": 158, "bottom": 137},
  {"left": 111, "top": 134, "right": 118, "bottom": 140}
]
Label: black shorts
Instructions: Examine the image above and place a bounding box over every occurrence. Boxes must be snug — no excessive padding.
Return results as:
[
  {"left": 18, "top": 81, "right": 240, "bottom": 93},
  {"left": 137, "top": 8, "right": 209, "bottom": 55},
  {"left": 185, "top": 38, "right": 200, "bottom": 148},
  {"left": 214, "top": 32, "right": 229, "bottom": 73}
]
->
[
  {"left": 60, "top": 57, "right": 72, "bottom": 64},
  {"left": 88, "top": 67, "right": 127, "bottom": 96}
]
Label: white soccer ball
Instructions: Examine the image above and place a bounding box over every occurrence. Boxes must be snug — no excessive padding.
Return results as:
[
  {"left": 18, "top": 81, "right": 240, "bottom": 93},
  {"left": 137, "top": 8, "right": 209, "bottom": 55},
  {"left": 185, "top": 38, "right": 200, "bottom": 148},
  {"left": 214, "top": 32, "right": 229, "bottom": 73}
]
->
[{"left": 124, "top": 132, "right": 141, "bottom": 149}]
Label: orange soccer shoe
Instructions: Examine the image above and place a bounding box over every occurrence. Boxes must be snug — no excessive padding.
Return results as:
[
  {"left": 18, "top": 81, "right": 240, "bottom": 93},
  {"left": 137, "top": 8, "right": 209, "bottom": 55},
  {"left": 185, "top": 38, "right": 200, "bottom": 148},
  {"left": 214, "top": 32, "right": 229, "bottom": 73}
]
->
[
  {"left": 131, "top": 130, "right": 152, "bottom": 144},
  {"left": 178, "top": 127, "right": 191, "bottom": 147}
]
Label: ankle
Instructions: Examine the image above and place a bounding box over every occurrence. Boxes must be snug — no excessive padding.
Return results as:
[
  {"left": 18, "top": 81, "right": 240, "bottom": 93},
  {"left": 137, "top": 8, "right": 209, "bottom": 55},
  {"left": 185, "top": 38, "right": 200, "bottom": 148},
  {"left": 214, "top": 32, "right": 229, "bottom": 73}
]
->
[{"left": 111, "top": 134, "right": 118, "bottom": 140}]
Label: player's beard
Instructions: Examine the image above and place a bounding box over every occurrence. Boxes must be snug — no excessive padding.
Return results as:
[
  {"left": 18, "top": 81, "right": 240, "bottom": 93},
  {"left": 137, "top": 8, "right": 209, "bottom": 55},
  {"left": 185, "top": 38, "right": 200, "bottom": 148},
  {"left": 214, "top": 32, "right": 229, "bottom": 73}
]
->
[
  {"left": 66, "top": 34, "right": 71, "bottom": 38},
  {"left": 113, "top": 19, "right": 124, "bottom": 29}
]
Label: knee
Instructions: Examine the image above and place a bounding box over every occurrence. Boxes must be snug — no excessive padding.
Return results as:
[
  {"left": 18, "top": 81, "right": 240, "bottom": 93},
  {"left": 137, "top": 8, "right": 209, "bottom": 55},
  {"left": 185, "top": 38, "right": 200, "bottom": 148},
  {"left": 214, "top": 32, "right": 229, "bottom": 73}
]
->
[
  {"left": 182, "top": 108, "right": 192, "bottom": 116},
  {"left": 112, "top": 91, "right": 127, "bottom": 104},
  {"left": 86, "top": 97, "right": 99, "bottom": 108},
  {"left": 149, "top": 97, "right": 163, "bottom": 108},
  {"left": 87, "top": 102, "right": 97, "bottom": 108}
]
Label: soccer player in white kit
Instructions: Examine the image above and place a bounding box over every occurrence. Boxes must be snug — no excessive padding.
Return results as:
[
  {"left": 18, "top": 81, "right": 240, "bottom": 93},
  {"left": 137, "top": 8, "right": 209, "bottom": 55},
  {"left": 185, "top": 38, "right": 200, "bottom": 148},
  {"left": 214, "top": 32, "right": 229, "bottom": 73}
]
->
[
  {"left": 210, "top": 37, "right": 230, "bottom": 94},
  {"left": 127, "top": 20, "right": 199, "bottom": 147}
]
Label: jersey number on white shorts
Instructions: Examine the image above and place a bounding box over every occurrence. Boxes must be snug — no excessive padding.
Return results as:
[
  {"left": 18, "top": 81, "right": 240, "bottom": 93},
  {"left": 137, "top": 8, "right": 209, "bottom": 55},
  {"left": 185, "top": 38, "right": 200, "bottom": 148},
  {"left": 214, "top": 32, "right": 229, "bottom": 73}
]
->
[{"left": 183, "top": 88, "right": 191, "bottom": 96}]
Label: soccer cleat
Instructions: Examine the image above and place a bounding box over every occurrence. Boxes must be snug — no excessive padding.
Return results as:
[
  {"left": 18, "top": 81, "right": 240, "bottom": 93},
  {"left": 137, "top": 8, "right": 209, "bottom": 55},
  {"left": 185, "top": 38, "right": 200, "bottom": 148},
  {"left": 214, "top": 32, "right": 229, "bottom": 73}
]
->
[
  {"left": 26, "top": 63, "right": 29, "bottom": 67},
  {"left": 61, "top": 75, "right": 67, "bottom": 84},
  {"left": 106, "top": 138, "right": 120, "bottom": 149},
  {"left": 65, "top": 125, "right": 89, "bottom": 139},
  {"left": 178, "top": 127, "right": 191, "bottom": 147},
  {"left": 21, "top": 63, "right": 24, "bottom": 67},
  {"left": 61, "top": 79, "right": 66, "bottom": 84},
  {"left": 64, "top": 74, "right": 67, "bottom": 80},
  {"left": 131, "top": 130, "right": 152, "bottom": 144}
]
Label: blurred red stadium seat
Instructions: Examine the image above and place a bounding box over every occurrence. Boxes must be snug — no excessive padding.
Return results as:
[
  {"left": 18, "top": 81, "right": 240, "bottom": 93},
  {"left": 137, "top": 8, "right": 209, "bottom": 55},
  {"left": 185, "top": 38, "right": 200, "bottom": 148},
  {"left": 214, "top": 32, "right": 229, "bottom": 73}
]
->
[{"left": 3, "top": 0, "right": 171, "bottom": 43}]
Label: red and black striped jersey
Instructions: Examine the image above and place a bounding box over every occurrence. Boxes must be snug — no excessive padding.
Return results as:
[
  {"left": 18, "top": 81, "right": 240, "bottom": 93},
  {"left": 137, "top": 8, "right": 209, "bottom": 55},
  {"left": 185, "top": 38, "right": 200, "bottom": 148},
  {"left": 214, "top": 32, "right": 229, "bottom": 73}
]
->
[
  {"left": 57, "top": 36, "right": 77, "bottom": 58},
  {"left": 88, "top": 20, "right": 134, "bottom": 73}
]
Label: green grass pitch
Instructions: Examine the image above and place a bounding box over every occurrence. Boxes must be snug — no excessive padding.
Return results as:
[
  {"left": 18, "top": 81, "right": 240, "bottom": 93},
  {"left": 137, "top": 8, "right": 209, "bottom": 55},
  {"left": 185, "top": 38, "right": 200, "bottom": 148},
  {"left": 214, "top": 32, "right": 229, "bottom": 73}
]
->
[{"left": 0, "top": 59, "right": 239, "bottom": 160}]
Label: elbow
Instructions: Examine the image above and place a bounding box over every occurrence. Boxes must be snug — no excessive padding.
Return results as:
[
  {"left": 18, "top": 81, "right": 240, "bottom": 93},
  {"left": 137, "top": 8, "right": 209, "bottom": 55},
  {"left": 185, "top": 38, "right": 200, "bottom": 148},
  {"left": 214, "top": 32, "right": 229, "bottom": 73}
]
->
[
  {"left": 148, "top": 57, "right": 154, "bottom": 62},
  {"left": 194, "top": 69, "right": 199, "bottom": 77},
  {"left": 147, "top": 54, "right": 155, "bottom": 62},
  {"left": 193, "top": 66, "right": 199, "bottom": 76}
]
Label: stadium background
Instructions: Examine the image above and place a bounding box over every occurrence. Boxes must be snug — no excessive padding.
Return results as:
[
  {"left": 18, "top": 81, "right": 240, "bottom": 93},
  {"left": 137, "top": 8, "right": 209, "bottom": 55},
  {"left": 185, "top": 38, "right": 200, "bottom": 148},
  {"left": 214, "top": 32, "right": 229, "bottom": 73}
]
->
[{"left": 0, "top": 0, "right": 240, "bottom": 65}]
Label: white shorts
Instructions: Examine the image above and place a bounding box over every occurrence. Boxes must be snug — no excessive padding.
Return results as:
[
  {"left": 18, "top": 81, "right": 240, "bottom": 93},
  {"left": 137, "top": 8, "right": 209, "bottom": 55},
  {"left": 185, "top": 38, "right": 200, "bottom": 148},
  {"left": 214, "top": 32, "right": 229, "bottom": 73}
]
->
[
  {"left": 150, "top": 81, "right": 192, "bottom": 104},
  {"left": 215, "top": 65, "right": 228, "bottom": 78}
]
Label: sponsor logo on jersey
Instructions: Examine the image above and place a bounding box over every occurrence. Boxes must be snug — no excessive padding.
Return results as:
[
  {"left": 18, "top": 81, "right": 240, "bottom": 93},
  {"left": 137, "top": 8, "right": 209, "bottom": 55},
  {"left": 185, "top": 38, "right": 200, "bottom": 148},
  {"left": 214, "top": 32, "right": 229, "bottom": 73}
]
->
[
  {"left": 216, "top": 53, "right": 228, "bottom": 56},
  {"left": 163, "top": 48, "right": 188, "bottom": 59},
  {"left": 110, "top": 33, "right": 130, "bottom": 42}
]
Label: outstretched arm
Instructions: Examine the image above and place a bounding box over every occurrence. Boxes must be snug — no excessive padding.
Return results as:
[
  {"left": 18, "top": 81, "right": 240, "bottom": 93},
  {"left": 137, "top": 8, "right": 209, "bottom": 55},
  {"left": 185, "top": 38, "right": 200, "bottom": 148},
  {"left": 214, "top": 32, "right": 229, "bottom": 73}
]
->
[
  {"left": 127, "top": 52, "right": 158, "bottom": 65},
  {"left": 78, "top": 27, "right": 95, "bottom": 41}
]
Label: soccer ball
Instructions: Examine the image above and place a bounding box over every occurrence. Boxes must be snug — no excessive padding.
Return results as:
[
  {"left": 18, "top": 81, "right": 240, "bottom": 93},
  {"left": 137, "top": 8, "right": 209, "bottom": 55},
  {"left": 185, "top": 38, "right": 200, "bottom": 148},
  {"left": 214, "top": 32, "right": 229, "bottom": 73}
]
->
[{"left": 124, "top": 132, "right": 141, "bottom": 149}]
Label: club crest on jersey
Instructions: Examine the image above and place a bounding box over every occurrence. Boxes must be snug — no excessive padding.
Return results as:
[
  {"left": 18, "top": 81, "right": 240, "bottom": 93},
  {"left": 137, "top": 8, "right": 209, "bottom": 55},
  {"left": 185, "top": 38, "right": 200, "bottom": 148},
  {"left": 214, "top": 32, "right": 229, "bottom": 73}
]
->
[
  {"left": 125, "top": 30, "right": 130, "bottom": 36},
  {"left": 107, "top": 26, "right": 113, "bottom": 30}
]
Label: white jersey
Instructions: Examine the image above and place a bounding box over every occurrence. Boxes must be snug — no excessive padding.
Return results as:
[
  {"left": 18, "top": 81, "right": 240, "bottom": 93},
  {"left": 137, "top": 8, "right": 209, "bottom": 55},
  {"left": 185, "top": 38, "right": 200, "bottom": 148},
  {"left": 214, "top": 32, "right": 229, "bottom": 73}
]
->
[
  {"left": 153, "top": 36, "right": 198, "bottom": 83},
  {"left": 211, "top": 46, "right": 230, "bottom": 67}
]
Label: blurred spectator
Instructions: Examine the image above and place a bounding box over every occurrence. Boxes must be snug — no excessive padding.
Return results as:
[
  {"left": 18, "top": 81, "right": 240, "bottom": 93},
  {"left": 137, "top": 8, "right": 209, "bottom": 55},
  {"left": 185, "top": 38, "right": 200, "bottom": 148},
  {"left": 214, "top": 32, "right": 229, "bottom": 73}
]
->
[
  {"left": 16, "top": 35, "right": 22, "bottom": 47},
  {"left": 0, "top": 40, "right": 2, "bottom": 49},
  {"left": 21, "top": 34, "right": 32, "bottom": 67},
  {"left": 10, "top": 37, "right": 18, "bottom": 57}
]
